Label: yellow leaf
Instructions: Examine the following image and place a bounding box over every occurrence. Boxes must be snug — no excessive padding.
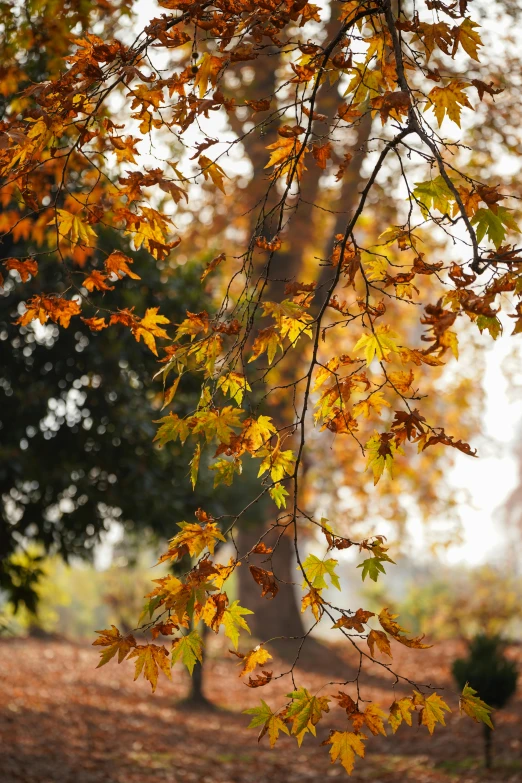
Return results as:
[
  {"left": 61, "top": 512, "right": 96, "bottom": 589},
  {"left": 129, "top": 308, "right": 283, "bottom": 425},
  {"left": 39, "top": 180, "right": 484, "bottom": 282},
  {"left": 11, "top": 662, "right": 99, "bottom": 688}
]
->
[
  {"left": 353, "top": 325, "right": 399, "bottom": 364},
  {"left": 414, "top": 691, "right": 451, "bottom": 734},
  {"left": 424, "top": 80, "right": 472, "bottom": 127},
  {"left": 379, "top": 607, "right": 431, "bottom": 649},
  {"left": 92, "top": 625, "right": 136, "bottom": 667},
  {"left": 388, "top": 697, "right": 415, "bottom": 733},
  {"left": 367, "top": 629, "right": 392, "bottom": 659},
  {"left": 127, "top": 643, "right": 172, "bottom": 693},
  {"left": 199, "top": 154, "right": 227, "bottom": 194},
  {"left": 239, "top": 645, "right": 273, "bottom": 677},
  {"left": 55, "top": 209, "right": 97, "bottom": 248},
  {"left": 326, "top": 731, "right": 366, "bottom": 775}
]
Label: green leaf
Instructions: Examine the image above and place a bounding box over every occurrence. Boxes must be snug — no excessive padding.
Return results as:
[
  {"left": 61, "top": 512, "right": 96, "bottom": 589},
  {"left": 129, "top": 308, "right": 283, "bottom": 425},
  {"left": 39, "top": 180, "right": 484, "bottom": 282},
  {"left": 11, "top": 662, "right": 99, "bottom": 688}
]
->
[
  {"left": 209, "top": 457, "right": 242, "bottom": 487},
  {"left": 460, "top": 683, "right": 494, "bottom": 729},
  {"left": 286, "top": 687, "right": 330, "bottom": 737},
  {"left": 476, "top": 315, "right": 502, "bottom": 339},
  {"left": 244, "top": 700, "right": 290, "bottom": 747},
  {"left": 413, "top": 175, "right": 454, "bottom": 218},
  {"left": 171, "top": 630, "right": 203, "bottom": 675},
  {"left": 357, "top": 557, "right": 386, "bottom": 582},
  {"left": 223, "top": 600, "right": 253, "bottom": 649},
  {"left": 269, "top": 482, "right": 289, "bottom": 509},
  {"left": 301, "top": 554, "right": 341, "bottom": 591},
  {"left": 471, "top": 207, "right": 520, "bottom": 249}
]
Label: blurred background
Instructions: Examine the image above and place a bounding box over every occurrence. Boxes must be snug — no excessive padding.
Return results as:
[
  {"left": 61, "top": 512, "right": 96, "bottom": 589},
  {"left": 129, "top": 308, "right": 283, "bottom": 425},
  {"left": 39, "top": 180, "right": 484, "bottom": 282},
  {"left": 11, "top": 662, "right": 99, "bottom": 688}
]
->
[{"left": 1, "top": 0, "right": 522, "bottom": 781}]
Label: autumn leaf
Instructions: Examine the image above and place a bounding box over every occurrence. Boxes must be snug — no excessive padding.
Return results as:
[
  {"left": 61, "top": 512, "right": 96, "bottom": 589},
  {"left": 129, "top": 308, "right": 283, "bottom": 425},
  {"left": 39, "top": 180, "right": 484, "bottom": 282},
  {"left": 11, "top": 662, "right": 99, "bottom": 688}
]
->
[
  {"left": 55, "top": 209, "right": 97, "bottom": 247},
  {"left": 223, "top": 600, "right": 253, "bottom": 649},
  {"left": 128, "top": 643, "right": 172, "bottom": 692},
  {"left": 459, "top": 683, "right": 493, "bottom": 729},
  {"left": 244, "top": 701, "right": 290, "bottom": 747},
  {"left": 388, "top": 697, "right": 415, "bottom": 733},
  {"left": 4, "top": 257, "right": 38, "bottom": 282},
  {"left": 379, "top": 608, "right": 431, "bottom": 649},
  {"left": 237, "top": 645, "right": 273, "bottom": 677},
  {"left": 332, "top": 608, "right": 375, "bottom": 633},
  {"left": 325, "top": 730, "right": 366, "bottom": 775},
  {"left": 105, "top": 250, "right": 141, "bottom": 279},
  {"left": 133, "top": 307, "right": 170, "bottom": 356},
  {"left": 199, "top": 155, "right": 227, "bottom": 194},
  {"left": 249, "top": 566, "right": 279, "bottom": 599},
  {"left": 367, "top": 629, "right": 392, "bottom": 659},
  {"left": 301, "top": 553, "right": 341, "bottom": 591},
  {"left": 353, "top": 325, "right": 399, "bottom": 364},
  {"left": 301, "top": 588, "right": 324, "bottom": 621},
  {"left": 171, "top": 630, "right": 203, "bottom": 675},
  {"left": 269, "top": 482, "right": 289, "bottom": 509},
  {"left": 425, "top": 80, "right": 472, "bottom": 127},
  {"left": 413, "top": 691, "right": 451, "bottom": 734},
  {"left": 83, "top": 270, "right": 114, "bottom": 292},
  {"left": 286, "top": 687, "right": 330, "bottom": 737},
  {"left": 92, "top": 626, "right": 136, "bottom": 667}
]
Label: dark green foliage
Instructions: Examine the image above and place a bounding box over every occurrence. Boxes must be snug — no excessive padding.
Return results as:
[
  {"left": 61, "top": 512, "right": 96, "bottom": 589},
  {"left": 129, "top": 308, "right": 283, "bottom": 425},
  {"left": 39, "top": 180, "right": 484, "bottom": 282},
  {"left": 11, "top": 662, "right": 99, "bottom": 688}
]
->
[
  {"left": 452, "top": 634, "right": 518, "bottom": 710},
  {"left": 0, "top": 227, "right": 213, "bottom": 609}
]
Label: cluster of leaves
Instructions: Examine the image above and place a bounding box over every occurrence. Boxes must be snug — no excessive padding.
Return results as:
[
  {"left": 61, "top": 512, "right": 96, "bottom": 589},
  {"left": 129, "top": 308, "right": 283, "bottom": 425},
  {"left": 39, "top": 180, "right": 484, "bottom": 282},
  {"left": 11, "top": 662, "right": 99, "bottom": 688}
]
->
[{"left": 2, "top": 0, "right": 519, "bottom": 774}]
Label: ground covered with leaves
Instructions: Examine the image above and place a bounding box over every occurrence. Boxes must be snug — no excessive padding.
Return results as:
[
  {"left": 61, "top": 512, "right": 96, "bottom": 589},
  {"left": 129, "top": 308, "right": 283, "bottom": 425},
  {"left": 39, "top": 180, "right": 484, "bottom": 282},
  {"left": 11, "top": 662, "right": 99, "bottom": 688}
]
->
[{"left": 0, "top": 638, "right": 521, "bottom": 783}]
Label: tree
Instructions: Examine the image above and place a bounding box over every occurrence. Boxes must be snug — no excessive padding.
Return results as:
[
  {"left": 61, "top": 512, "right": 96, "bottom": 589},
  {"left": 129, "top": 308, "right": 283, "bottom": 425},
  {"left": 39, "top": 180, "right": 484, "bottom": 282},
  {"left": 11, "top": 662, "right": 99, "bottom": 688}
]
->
[
  {"left": 453, "top": 635, "right": 518, "bottom": 769},
  {"left": 2, "top": 0, "right": 520, "bottom": 774}
]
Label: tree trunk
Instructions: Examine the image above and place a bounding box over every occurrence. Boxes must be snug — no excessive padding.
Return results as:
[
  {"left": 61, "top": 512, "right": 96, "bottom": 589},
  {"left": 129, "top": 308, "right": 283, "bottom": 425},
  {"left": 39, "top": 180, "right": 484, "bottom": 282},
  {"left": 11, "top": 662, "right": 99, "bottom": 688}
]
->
[{"left": 483, "top": 723, "right": 493, "bottom": 769}]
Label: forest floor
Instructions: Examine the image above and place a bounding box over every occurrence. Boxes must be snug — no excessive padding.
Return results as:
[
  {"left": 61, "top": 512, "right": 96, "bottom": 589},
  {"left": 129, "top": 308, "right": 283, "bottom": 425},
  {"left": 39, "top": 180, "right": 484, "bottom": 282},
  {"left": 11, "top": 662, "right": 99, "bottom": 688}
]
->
[{"left": 0, "top": 636, "right": 521, "bottom": 783}]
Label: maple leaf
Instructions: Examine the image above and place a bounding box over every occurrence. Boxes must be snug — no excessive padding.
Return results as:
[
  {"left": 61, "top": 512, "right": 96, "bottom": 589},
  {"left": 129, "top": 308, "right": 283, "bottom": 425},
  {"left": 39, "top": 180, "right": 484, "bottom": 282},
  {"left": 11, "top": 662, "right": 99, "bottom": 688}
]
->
[
  {"left": 104, "top": 250, "right": 141, "bottom": 279},
  {"left": 325, "top": 731, "right": 366, "bottom": 775},
  {"left": 133, "top": 307, "right": 170, "bottom": 356},
  {"left": 223, "top": 600, "right": 253, "bottom": 649},
  {"left": 352, "top": 392, "right": 391, "bottom": 419},
  {"left": 425, "top": 81, "right": 472, "bottom": 127},
  {"left": 333, "top": 608, "right": 375, "bottom": 633},
  {"left": 189, "top": 443, "right": 201, "bottom": 489},
  {"left": 353, "top": 325, "right": 399, "bottom": 364},
  {"left": 55, "top": 209, "right": 97, "bottom": 247},
  {"left": 265, "top": 136, "right": 307, "bottom": 182},
  {"left": 301, "top": 554, "right": 341, "bottom": 591},
  {"left": 248, "top": 326, "right": 282, "bottom": 365},
  {"left": 413, "top": 175, "right": 455, "bottom": 218},
  {"left": 471, "top": 206, "right": 520, "bottom": 249},
  {"left": 312, "top": 141, "right": 332, "bottom": 169},
  {"left": 414, "top": 691, "right": 451, "bottom": 734},
  {"left": 194, "top": 53, "right": 225, "bottom": 97},
  {"left": 217, "top": 372, "right": 251, "bottom": 405},
  {"left": 357, "top": 550, "right": 395, "bottom": 582},
  {"left": 301, "top": 588, "right": 324, "bottom": 621},
  {"left": 83, "top": 270, "right": 114, "bottom": 292},
  {"left": 379, "top": 608, "right": 431, "bottom": 649},
  {"left": 367, "top": 629, "right": 392, "bottom": 658},
  {"left": 269, "top": 482, "right": 289, "bottom": 509},
  {"left": 153, "top": 413, "right": 190, "bottom": 446},
  {"left": 459, "top": 684, "right": 494, "bottom": 729},
  {"left": 171, "top": 630, "right": 203, "bottom": 675},
  {"left": 209, "top": 457, "right": 242, "bottom": 487},
  {"left": 365, "top": 432, "right": 402, "bottom": 485},
  {"left": 237, "top": 645, "right": 273, "bottom": 677},
  {"left": 128, "top": 643, "right": 172, "bottom": 692},
  {"left": 4, "top": 257, "right": 38, "bottom": 282},
  {"left": 388, "top": 697, "right": 415, "bottom": 733},
  {"left": 246, "top": 670, "right": 273, "bottom": 688},
  {"left": 82, "top": 316, "right": 108, "bottom": 331},
  {"left": 452, "top": 19, "right": 483, "bottom": 61},
  {"left": 257, "top": 447, "right": 296, "bottom": 482},
  {"left": 244, "top": 701, "right": 290, "bottom": 748},
  {"left": 199, "top": 154, "right": 227, "bottom": 194},
  {"left": 286, "top": 687, "right": 330, "bottom": 737},
  {"left": 92, "top": 625, "right": 136, "bottom": 667},
  {"left": 249, "top": 566, "right": 279, "bottom": 599}
]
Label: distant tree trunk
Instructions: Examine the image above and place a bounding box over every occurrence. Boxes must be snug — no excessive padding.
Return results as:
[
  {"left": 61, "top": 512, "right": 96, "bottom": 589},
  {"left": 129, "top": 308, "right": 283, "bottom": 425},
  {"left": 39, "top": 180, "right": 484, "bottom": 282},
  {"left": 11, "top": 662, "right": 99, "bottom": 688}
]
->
[
  {"left": 484, "top": 724, "right": 493, "bottom": 769},
  {"left": 232, "top": 34, "right": 373, "bottom": 658}
]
